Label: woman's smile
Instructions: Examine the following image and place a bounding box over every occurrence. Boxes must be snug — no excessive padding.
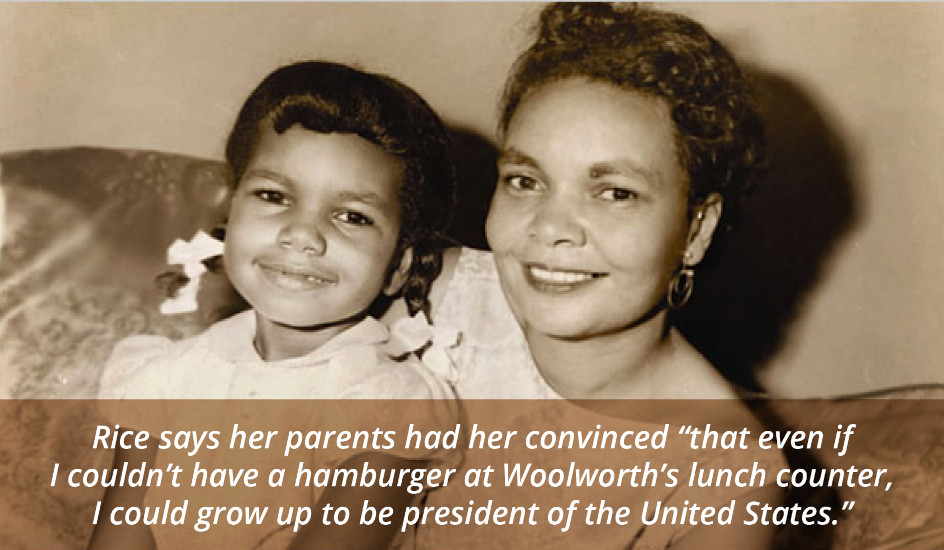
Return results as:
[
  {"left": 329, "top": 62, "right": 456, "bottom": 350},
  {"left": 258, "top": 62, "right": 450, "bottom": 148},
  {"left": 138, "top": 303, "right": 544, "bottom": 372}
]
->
[{"left": 523, "top": 262, "right": 606, "bottom": 292}]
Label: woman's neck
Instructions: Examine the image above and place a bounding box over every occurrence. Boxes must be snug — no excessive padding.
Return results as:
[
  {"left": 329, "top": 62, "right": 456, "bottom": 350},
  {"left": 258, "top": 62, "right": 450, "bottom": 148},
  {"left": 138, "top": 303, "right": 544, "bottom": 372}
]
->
[
  {"left": 253, "top": 312, "right": 358, "bottom": 361},
  {"left": 525, "top": 313, "right": 679, "bottom": 399}
]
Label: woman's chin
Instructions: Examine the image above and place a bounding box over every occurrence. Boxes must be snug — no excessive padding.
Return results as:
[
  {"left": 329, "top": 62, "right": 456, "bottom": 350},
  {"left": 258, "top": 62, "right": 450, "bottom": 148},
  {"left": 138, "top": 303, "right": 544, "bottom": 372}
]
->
[
  {"left": 518, "top": 314, "right": 606, "bottom": 342},
  {"left": 515, "top": 300, "right": 668, "bottom": 343}
]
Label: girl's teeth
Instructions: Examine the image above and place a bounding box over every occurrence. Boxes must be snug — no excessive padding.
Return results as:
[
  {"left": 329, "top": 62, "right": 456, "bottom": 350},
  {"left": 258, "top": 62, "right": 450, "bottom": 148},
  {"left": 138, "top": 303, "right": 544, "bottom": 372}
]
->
[
  {"left": 529, "top": 266, "right": 595, "bottom": 283},
  {"left": 266, "top": 266, "right": 330, "bottom": 287},
  {"left": 286, "top": 271, "right": 326, "bottom": 284}
]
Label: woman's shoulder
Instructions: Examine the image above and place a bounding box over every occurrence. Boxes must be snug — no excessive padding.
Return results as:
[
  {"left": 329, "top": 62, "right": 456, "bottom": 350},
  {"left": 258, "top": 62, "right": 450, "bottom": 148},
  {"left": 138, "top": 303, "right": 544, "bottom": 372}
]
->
[
  {"left": 650, "top": 330, "right": 740, "bottom": 399},
  {"left": 436, "top": 247, "right": 515, "bottom": 329},
  {"left": 451, "top": 246, "right": 500, "bottom": 282},
  {"left": 426, "top": 246, "right": 495, "bottom": 314}
]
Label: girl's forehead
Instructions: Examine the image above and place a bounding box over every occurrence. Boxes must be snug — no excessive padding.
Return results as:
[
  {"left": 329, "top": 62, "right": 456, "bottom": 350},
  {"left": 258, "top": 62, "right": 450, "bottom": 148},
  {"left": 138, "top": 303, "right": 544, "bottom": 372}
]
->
[{"left": 244, "top": 127, "right": 404, "bottom": 205}]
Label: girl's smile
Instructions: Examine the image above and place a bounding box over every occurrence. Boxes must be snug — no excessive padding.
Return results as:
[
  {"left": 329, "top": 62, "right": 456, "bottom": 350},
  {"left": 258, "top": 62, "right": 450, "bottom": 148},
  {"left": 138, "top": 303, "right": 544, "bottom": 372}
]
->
[
  {"left": 224, "top": 125, "right": 406, "bottom": 336},
  {"left": 254, "top": 258, "right": 338, "bottom": 292}
]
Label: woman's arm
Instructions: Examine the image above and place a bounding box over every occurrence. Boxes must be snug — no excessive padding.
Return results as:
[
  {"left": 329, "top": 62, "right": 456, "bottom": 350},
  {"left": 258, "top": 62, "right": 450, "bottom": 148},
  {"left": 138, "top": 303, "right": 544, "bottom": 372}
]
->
[
  {"left": 288, "top": 452, "right": 426, "bottom": 550},
  {"left": 668, "top": 484, "right": 782, "bottom": 550},
  {"left": 86, "top": 433, "right": 158, "bottom": 550}
]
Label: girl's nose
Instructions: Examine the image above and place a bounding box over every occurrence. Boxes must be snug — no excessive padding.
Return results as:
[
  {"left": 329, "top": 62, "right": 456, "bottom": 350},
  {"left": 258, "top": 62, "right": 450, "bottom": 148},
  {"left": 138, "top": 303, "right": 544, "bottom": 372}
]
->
[
  {"left": 277, "top": 219, "right": 327, "bottom": 255},
  {"left": 528, "top": 198, "right": 586, "bottom": 248}
]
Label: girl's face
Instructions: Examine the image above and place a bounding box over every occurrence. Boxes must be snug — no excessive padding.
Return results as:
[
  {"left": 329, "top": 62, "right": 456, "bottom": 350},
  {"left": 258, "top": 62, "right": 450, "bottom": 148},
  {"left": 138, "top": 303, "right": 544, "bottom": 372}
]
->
[
  {"left": 224, "top": 125, "right": 405, "bottom": 331},
  {"left": 486, "top": 78, "right": 717, "bottom": 341}
]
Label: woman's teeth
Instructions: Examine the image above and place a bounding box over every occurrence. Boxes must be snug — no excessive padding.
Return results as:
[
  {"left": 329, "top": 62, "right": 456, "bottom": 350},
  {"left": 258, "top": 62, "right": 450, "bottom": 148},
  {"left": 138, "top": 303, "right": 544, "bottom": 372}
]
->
[{"left": 528, "top": 266, "right": 598, "bottom": 284}]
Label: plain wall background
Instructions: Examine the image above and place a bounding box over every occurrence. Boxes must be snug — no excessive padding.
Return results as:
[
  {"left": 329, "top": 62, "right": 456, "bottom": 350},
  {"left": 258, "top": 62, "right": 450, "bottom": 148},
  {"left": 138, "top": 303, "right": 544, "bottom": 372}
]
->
[{"left": 2, "top": 3, "right": 942, "bottom": 397}]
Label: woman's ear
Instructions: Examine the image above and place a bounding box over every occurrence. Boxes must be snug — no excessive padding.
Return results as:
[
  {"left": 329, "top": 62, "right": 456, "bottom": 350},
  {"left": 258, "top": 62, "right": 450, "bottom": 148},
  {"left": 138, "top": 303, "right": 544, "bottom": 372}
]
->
[
  {"left": 382, "top": 247, "right": 414, "bottom": 296},
  {"left": 683, "top": 194, "right": 723, "bottom": 266}
]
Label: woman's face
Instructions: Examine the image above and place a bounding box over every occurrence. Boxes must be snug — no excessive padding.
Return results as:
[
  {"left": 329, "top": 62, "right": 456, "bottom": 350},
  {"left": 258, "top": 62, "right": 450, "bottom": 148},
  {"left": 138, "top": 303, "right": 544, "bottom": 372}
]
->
[{"left": 486, "top": 78, "right": 715, "bottom": 341}]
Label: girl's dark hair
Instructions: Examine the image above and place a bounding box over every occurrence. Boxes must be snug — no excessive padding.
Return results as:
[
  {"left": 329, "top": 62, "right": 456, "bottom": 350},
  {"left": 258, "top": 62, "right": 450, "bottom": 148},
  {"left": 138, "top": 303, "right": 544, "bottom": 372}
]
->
[
  {"left": 502, "top": 2, "right": 765, "bottom": 227},
  {"left": 225, "top": 61, "right": 456, "bottom": 317}
]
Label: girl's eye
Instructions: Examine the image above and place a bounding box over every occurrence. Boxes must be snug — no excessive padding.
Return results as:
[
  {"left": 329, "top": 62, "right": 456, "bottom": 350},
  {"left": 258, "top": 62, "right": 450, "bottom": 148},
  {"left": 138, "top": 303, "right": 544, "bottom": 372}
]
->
[
  {"left": 504, "top": 174, "right": 541, "bottom": 192},
  {"left": 253, "top": 189, "right": 290, "bottom": 206},
  {"left": 336, "top": 211, "right": 374, "bottom": 227},
  {"left": 598, "top": 187, "right": 638, "bottom": 202}
]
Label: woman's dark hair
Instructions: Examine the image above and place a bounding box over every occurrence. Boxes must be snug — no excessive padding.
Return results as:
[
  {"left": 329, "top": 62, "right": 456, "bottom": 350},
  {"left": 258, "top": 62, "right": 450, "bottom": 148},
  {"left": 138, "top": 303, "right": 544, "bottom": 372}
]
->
[
  {"left": 501, "top": 2, "right": 765, "bottom": 226},
  {"left": 225, "top": 61, "right": 456, "bottom": 317}
]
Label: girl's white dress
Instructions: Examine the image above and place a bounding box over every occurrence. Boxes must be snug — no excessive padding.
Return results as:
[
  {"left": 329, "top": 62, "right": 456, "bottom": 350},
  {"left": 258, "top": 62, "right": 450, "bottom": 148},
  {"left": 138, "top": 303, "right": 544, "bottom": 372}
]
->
[
  {"left": 98, "top": 310, "right": 458, "bottom": 550},
  {"left": 100, "top": 310, "right": 457, "bottom": 402}
]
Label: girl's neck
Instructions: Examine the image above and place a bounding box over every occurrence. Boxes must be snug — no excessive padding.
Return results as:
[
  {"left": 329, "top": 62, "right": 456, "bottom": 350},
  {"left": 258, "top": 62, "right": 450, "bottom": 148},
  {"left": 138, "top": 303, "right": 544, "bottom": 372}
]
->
[
  {"left": 525, "top": 312, "right": 678, "bottom": 399},
  {"left": 253, "top": 312, "right": 359, "bottom": 361}
]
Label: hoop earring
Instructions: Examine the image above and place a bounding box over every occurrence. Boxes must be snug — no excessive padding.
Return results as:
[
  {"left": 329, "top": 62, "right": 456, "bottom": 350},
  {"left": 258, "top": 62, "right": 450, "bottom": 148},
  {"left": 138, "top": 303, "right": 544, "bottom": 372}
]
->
[{"left": 667, "top": 267, "right": 695, "bottom": 310}]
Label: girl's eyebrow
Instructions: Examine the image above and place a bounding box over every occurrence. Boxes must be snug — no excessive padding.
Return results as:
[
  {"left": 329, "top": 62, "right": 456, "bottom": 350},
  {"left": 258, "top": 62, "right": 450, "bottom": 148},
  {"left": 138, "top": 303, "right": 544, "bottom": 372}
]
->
[
  {"left": 588, "top": 160, "right": 661, "bottom": 187},
  {"left": 243, "top": 170, "right": 390, "bottom": 209},
  {"left": 497, "top": 148, "right": 540, "bottom": 168},
  {"left": 243, "top": 168, "right": 293, "bottom": 186}
]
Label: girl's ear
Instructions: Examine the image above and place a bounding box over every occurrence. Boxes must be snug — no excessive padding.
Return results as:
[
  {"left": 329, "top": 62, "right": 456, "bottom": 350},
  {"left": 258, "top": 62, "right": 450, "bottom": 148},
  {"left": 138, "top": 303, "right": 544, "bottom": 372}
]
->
[
  {"left": 220, "top": 185, "right": 236, "bottom": 216},
  {"left": 382, "top": 247, "right": 414, "bottom": 296},
  {"left": 683, "top": 194, "right": 723, "bottom": 266}
]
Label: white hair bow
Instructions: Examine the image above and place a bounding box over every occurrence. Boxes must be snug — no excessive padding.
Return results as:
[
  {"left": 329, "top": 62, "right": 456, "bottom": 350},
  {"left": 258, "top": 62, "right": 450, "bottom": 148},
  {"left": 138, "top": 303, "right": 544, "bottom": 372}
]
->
[
  {"left": 387, "top": 312, "right": 460, "bottom": 384},
  {"left": 160, "top": 230, "right": 224, "bottom": 315}
]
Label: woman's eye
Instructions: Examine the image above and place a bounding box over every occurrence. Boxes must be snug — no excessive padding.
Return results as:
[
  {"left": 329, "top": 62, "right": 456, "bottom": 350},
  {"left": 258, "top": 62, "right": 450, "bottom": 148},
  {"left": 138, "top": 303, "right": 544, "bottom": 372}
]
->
[
  {"left": 336, "top": 211, "right": 374, "bottom": 226},
  {"left": 598, "top": 187, "right": 638, "bottom": 202},
  {"left": 252, "top": 189, "right": 290, "bottom": 206}
]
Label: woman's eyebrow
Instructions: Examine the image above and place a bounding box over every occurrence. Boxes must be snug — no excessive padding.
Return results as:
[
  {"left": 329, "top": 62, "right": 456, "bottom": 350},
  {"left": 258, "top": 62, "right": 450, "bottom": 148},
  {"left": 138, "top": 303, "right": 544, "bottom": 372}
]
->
[{"left": 336, "top": 190, "right": 387, "bottom": 207}]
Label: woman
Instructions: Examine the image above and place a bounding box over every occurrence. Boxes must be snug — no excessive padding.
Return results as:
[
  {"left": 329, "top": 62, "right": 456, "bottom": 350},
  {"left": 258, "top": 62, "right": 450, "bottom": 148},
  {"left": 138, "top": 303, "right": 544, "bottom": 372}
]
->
[
  {"left": 433, "top": 2, "right": 765, "bottom": 401},
  {"left": 411, "top": 3, "right": 783, "bottom": 548}
]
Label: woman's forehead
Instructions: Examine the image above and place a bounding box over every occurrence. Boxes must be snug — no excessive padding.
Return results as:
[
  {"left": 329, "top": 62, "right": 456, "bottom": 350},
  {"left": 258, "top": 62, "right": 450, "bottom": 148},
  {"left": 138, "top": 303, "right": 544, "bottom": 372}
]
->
[{"left": 503, "top": 78, "right": 684, "bottom": 186}]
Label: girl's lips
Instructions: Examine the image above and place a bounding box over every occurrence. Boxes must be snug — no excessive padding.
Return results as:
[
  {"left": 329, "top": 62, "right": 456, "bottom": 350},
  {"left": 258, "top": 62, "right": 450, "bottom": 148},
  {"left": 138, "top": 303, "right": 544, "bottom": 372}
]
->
[
  {"left": 523, "top": 263, "right": 606, "bottom": 291},
  {"left": 256, "top": 261, "right": 337, "bottom": 292}
]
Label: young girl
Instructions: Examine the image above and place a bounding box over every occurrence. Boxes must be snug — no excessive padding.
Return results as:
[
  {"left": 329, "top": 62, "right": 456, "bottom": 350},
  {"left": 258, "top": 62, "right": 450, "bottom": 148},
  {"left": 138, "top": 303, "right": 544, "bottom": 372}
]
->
[{"left": 91, "top": 61, "right": 458, "bottom": 550}]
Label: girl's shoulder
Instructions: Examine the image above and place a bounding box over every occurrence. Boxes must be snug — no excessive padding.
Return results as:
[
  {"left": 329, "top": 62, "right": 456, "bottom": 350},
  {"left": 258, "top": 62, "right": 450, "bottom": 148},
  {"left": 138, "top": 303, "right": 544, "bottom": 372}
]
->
[
  {"left": 98, "top": 313, "right": 242, "bottom": 399},
  {"left": 327, "top": 314, "right": 459, "bottom": 400},
  {"left": 96, "top": 333, "right": 199, "bottom": 432},
  {"left": 99, "top": 334, "right": 179, "bottom": 399}
]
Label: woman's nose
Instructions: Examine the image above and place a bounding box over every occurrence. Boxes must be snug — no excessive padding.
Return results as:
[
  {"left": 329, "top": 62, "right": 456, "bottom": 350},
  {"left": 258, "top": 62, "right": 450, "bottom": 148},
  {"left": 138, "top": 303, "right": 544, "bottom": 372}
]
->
[
  {"left": 528, "top": 198, "right": 586, "bottom": 248},
  {"left": 277, "top": 218, "right": 327, "bottom": 255}
]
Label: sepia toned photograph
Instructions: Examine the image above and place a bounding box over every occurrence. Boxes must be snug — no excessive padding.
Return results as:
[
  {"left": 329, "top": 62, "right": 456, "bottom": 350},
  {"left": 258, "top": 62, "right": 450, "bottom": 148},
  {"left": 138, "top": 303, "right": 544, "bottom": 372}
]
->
[{"left": 1, "top": 3, "right": 942, "bottom": 550}]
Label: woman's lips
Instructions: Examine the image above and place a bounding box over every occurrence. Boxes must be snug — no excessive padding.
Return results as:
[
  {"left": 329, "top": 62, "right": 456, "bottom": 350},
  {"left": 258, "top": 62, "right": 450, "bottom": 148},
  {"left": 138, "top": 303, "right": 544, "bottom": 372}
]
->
[
  {"left": 256, "top": 261, "right": 337, "bottom": 292},
  {"left": 524, "top": 263, "right": 605, "bottom": 291}
]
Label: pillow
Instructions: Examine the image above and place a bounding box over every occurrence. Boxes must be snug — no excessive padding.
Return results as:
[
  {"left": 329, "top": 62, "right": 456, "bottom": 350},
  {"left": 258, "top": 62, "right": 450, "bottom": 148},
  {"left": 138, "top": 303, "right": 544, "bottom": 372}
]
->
[
  {"left": 1, "top": 147, "right": 244, "bottom": 399},
  {"left": 760, "top": 390, "right": 944, "bottom": 550}
]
